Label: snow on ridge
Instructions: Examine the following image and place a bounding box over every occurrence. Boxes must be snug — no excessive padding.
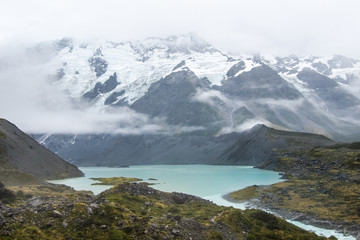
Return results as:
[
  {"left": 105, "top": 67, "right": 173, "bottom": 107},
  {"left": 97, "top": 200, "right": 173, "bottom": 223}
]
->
[
  {"left": 233, "top": 59, "right": 261, "bottom": 78},
  {"left": 184, "top": 51, "right": 235, "bottom": 86},
  {"left": 45, "top": 35, "right": 360, "bottom": 111},
  {"left": 48, "top": 37, "right": 239, "bottom": 106}
]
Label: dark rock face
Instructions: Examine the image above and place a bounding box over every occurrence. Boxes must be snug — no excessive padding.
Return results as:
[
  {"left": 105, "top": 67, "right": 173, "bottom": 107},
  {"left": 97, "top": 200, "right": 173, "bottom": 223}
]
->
[
  {"left": 104, "top": 90, "right": 125, "bottom": 105},
  {"left": 297, "top": 68, "right": 360, "bottom": 109},
  {"left": 311, "top": 62, "right": 332, "bottom": 75},
  {"left": 219, "top": 124, "right": 334, "bottom": 165},
  {"left": 131, "top": 69, "right": 223, "bottom": 128},
  {"left": 88, "top": 47, "right": 108, "bottom": 77},
  {"left": 172, "top": 60, "right": 186, "bottom": 71},
  {"left": 0, "top": 119, "right": 83, "bottom": 183},
  {"left": 36, "top": 133, "right": 240, "bottom": 166},
  {"left": 297, "top": 68, "right": 338, "bottom": 89},
  {"left": 36, "top": 125, "right": 334, "bottom": 167},
  {"left": 84, "top": 72, "right": 119, "bottom": 100},
  {"left": 226, "top": 60, "right": 246, "bottom": 77},
  {"left": 218, "top": 64, "right": 302, "bottom": 100}
]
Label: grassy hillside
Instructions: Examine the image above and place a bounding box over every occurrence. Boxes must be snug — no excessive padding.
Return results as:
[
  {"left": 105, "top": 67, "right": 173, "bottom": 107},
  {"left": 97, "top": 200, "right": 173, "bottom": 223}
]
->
[{"left": 229, "top": 144, "right": 360, "bottom": 238}]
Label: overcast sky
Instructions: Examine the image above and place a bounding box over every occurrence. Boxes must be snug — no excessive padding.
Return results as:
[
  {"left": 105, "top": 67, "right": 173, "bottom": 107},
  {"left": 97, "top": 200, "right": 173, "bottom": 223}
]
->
[{"left": 1, "top": 0, "right": 360, "bottom": 57}]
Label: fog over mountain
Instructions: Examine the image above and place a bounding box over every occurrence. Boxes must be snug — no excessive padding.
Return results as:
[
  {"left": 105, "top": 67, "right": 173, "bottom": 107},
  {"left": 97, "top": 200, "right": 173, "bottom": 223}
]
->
[
  {"left": 1, "top": 0, "right": 360, "bottom": 143},
  {"left": 1, "top": 34, "right": 360, "bottom": 142}
]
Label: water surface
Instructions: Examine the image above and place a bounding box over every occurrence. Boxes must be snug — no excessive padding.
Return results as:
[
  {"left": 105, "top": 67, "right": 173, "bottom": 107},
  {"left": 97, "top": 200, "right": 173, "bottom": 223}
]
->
[{"left": 50, "top": 165, "right": 282, "bottom": 198}]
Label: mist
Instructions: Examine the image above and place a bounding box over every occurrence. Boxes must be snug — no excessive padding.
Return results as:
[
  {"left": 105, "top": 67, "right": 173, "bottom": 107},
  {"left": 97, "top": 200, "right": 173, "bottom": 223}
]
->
[
  {"left": 0, "top": 47, "right": 164, "bottom": 134},
  {"left": 1, "top": 0, "right": 360, "bottom": 58},
  {"left": 1, "top": 0, "right": 360, "bottom": 134}
]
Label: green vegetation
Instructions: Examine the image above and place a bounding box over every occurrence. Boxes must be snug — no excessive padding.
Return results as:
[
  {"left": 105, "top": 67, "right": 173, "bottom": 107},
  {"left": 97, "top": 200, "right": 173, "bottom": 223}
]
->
[
  {"left": 0, "top": 181, "right": 332, "bottom": 239},
  {"left": 218, "top": 209, "right": 326, "bottom": 240},
  {"left": 230, "top": 185, "right": 263, "bottom": 201},
  {"left": 0, "top": 169, "right": 42, "bottom": 186},
  {"left": 328, "top": 142, "right": 360, "bottom": 149},
  {"left": 91, "top": 176, "right": 142, "bottom": 185},
  {"left": 0, "top": 181, "right": 16, "bottom": 203},
  {"left": 0, "top": 130, "right": 6, "bottom": 139},
  {"left": 230, "top": 145, "right": 360, "bottom": 236}
]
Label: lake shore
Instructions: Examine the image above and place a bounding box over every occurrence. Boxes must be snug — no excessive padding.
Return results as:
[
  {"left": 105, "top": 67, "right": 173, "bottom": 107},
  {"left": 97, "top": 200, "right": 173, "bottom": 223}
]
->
[
  {"left": 223, "top": 189, "right": 357, "bottom": 240},
  {"left": 225, "top": 144, "right": 360, "bottom": 240}
]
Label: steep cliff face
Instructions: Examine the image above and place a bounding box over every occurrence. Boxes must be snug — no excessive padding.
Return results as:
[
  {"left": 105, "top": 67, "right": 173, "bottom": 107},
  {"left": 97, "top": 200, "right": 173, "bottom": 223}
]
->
[{"left": 0, "top": 119, "right": 83, "bottom": 185}]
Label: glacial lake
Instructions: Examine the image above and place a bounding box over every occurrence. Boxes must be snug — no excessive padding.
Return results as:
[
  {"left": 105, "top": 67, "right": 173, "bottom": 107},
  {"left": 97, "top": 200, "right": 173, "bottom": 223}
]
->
[{"left": 49, "top": 165, "right": 355, "bottom": 240}]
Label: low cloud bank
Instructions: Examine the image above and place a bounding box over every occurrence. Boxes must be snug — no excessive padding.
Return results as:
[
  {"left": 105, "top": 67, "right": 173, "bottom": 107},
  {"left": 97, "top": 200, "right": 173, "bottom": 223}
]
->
[{"left": 0, "top": 47, "right": 164, "bottom": 135}]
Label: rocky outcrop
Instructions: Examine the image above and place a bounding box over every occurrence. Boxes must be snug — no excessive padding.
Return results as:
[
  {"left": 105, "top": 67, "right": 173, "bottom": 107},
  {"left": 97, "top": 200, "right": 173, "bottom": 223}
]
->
[
  {"left": 83, "top": 72, "right": 119, "bottom": 100},
  {"left": 0, "top": 182, "right": 330, "bottom": 239}
]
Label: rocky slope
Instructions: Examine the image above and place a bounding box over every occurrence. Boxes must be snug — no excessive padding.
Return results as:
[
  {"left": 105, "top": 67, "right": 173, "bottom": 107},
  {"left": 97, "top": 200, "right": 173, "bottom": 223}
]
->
[
  {"left": 0, "top": 181, "right": 331, "bottom": 240},
  {"left": 0, "top": 118, "right": 83, "bottom": 185}
]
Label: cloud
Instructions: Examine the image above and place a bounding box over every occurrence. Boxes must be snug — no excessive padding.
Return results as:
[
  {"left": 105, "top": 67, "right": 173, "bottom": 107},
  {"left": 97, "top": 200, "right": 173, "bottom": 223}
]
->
[
  {"left": 191, "top": 89, "right": 228, "bottom": 106},
  {"left": 0, "top": 48, "right": 164, "bottom": 134},
  {"left": 1, "top": 0, "right": 360, "bottom": 135},
  {"left": 0, "top": 47, "right": 210, "bottom": 135},
  {"left": 191, "top": 88, "right": 246, "bottom": 108},
  {"left": 0, "top": 0, "right": 360, "bottom": 58}
]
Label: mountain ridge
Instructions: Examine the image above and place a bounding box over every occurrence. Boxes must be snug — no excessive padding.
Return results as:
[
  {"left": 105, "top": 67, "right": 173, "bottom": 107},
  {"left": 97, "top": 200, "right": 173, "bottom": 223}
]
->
[
  {"left": 28, "top": 34, "right": 360, "bottom": 141},
  {"left": 34, "top": 124, "right": 334, "bottom": 167},
  {"left": 3, "top": 34, "right": 360, "bottom": 167}
]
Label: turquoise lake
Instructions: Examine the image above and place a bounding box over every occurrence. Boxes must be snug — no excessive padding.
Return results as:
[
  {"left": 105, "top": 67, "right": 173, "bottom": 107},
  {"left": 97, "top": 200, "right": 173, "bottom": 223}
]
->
[
  {"left": 50, "top": 165, "right": 282, "bottom": 199},
  {"left": 49, "top": 165, "right": 354, "bottom": 240}
]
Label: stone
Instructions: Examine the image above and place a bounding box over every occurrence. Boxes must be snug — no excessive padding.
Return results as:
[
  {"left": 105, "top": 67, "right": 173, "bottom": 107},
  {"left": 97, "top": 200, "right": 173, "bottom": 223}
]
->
[
  {"left": 53, "top": 210, "right": 63, "bottom": 218},
  {"left": 63, "top": 221, "right": 68, "bottom": 228},
  {"left": 29, "top": 198, "right": 43, "bottom": 208},
  {"left": 87, "top": 207, "right": 93, "bottom": 215},
  {"left": 89, "top": 203, "right": 99, "bottom": 209},
  {"left": 172, "top": 229, "right": 181, "bottom": 235}
]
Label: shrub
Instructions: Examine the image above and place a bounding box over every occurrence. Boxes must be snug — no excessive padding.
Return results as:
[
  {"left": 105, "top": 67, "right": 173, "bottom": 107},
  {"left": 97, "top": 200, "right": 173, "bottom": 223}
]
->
[
  {"left": 16, "top": 190, "right": 25, "bottom": 198},
  {"left": 0, "top": 181, "right": 16, "bottom": 203}
]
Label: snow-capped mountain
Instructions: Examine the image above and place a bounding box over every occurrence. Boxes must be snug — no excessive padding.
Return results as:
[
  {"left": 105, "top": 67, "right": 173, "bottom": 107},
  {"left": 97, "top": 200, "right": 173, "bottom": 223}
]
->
[
  {"left": 43, "top": 34, "right": 236, "bottom": 107},
  {"left": 18, "top": 34, "right": 360, "bottom": 165},
  {"left": 30, "top": 33, "right": 360, "bottom": 141}
]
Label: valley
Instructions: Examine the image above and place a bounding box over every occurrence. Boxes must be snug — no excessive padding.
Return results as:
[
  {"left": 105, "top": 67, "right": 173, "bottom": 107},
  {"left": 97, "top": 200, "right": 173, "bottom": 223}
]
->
[{"left": 1, "top": 34, "right": 360, "bottom": 239}]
